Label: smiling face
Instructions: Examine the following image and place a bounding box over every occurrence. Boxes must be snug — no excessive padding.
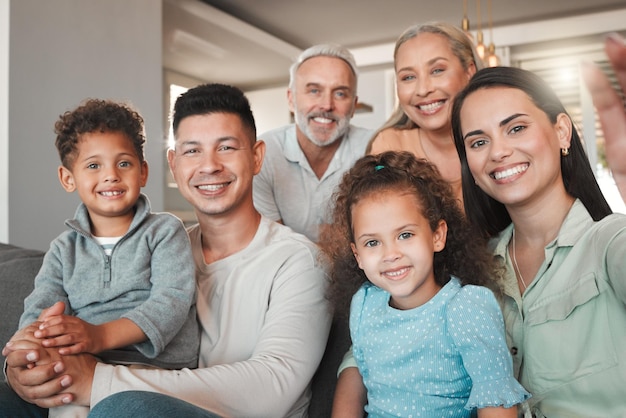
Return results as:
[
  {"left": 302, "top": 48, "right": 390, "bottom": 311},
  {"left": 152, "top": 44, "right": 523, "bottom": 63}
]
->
[
  {"left": 350, "top": 190, "right": 447, "bottom": 310},
  {"left": 395, "top": 32, "right": 475, "bottom": 134},
  {"left": 167, "top": 112, "right": 265, "bottom": 219},
  {"left": 289, "top": 56, "right": 357, "bottom": 147},
  {"left": 58, "top": 131, "right": 148, "bottom": 235},
  {"left": 460, "top": 87, "right": 572, "bottom": 208}
]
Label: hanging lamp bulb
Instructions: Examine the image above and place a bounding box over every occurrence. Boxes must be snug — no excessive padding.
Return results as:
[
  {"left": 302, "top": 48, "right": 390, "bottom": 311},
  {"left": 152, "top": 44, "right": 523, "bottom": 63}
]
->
[
  {"left": 475, "top": 0, "right": 485, "bottom": 60},
  {"left": 476, "top": 30, "right": 485, "bottom": 60},
  {"left": 461, "top": 0, "right": 474, "bottom": 41},
  {"left": 485, "top": 0, "right": 499, "bottom": 66},
  {"left": 487, "top": 43, "right": 500, "bottom": 67}
]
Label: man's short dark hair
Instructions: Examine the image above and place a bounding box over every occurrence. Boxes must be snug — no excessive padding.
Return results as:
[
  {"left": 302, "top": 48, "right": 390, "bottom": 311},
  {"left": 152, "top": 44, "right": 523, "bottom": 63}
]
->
[{"left": 172, "top": 83, "right": 257, "bottom": 142}]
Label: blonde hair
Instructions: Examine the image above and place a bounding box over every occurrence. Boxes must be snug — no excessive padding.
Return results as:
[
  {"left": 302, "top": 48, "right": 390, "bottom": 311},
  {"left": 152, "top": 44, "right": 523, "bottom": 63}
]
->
[{"left": 366, "top": 22, "right": 482, "bottom": 151}]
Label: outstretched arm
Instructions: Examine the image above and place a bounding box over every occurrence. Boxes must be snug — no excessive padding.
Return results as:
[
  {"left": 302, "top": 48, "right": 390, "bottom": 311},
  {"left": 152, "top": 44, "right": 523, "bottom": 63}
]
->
[{"left": 582, "top": 32, "right": 626, "bottom": 202}]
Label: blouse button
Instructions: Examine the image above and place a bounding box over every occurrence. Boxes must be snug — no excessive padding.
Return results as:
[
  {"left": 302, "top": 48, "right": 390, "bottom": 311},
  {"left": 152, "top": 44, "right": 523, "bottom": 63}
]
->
[{"left": 510, "top": 347, "right": 518, "bottom": 355}]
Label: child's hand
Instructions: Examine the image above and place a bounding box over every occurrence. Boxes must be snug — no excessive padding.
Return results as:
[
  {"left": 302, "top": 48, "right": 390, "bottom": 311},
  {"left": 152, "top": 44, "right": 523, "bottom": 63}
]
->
[{"left": 34, "top": 315, "right": 103, "bottom": 355}]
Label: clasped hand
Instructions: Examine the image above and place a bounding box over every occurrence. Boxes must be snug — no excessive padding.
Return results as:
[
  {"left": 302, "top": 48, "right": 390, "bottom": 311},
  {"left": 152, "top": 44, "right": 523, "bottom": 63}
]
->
[{"left": 2, "top": 301, "right": 97, "bottom": 408}]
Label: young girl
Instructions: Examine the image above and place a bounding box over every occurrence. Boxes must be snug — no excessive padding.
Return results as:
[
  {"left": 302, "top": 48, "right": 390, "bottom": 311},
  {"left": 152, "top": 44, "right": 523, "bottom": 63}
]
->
[
  {"left": 451, "top": 66, "right": 626, "bottom": 417},
  {"left": 321, "top": 151, "right": 529, "bottom": 418},
  {"left": 333, "top": 23, "right": 482, "bottom": 415}
]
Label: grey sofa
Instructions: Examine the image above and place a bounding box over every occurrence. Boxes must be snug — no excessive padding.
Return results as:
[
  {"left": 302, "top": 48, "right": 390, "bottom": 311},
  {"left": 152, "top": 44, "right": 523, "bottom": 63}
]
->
[
  {"left": 0, "top": 242, "right": 349, "bottom": 417},
  {"left": 0, "top": 243, "right": 44, "bottom": 366}
]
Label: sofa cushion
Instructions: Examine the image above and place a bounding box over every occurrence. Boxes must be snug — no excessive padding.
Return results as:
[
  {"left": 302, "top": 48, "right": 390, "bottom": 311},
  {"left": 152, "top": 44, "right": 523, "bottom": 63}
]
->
[
  {"left": 0, "top": 243, "right": 44, "bottom": 364},
  {"left": 308, "top": 315, "right": 351, "bottom": 418},
  {"left": 0, "top": 242, "right": 348, "bottom": 414}
]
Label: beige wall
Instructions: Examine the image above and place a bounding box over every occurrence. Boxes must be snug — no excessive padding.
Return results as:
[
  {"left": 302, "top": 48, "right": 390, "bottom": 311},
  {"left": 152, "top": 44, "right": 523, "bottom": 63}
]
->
[
  {"left": 1, "top": 0, "right": 9, "bottom": 243},
  {"left": 8, "top": 0, "right": 163, "bottom": 250}
]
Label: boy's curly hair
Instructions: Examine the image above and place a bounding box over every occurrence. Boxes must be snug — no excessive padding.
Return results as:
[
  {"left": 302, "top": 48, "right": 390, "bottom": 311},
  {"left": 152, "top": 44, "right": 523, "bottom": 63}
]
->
[
  {"left": 319, "top": 151, "right": 498, "bottom": 319},
  {"left": 54, "top": 99, "right": 145, "bottom": 168}
]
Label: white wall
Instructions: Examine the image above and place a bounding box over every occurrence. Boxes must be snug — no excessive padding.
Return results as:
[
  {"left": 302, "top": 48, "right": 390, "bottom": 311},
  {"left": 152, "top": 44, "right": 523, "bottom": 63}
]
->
[
  {"left": 244, "top": 69, "right": 395, "bottom": 137},
  {"left": 9, "top": 0, "right": 163, "bottom": 250},
  {"left": 246, "top": 86, "right": 291, "bottom": 135},
  {"left": 351, "top": 68, "right": 396, "bottom": 131},
  {"left": 0, "top": 0, "right": 8, "bottom": 243}
]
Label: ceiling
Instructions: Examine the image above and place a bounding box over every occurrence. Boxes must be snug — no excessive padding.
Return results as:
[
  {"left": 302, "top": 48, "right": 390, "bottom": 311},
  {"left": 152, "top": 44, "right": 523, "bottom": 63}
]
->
[{"left": 162, "top": 0, "right": 626, "bottom": 90}]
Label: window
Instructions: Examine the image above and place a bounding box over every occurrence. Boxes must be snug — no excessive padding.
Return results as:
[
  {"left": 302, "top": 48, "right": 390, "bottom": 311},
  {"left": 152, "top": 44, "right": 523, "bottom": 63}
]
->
[
  {"left": 166, "top": 82, "right": 189, "bottom": 188},
  {"left": 163, "top": 71, "right": 200, "bottom": 222},
  {"left": 514, "top": 42, "right": 626, "bottom": 213}
]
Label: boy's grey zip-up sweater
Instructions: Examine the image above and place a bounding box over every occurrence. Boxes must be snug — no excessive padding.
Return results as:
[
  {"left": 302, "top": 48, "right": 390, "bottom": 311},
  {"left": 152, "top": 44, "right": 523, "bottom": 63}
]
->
[{"left": 20, "top": 193, "right": 199, "bottom": 369}]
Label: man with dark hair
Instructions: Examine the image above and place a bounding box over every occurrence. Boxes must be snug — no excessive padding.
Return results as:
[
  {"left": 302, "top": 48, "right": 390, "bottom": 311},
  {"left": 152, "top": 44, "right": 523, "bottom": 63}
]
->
[{"left": 2, "top": 84, "right": 331, "bottom": 418}]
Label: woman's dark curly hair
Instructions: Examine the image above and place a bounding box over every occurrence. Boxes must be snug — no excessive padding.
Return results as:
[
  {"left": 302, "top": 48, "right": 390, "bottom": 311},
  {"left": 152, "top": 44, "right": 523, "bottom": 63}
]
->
[
  {"left": 319, "top": 151, "right": 498, "bottom": 319},
  {"left": 54, "top": 99, "right": 145, "bottom": 168}
]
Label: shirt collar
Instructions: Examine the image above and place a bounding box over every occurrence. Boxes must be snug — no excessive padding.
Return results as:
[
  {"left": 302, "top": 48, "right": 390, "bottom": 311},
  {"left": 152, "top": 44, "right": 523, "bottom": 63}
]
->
[
  {"left": 283, "top": 124, "right": 354, "bottom": 176},
  {"left": 490, "top": 199, "right": 593, "bottom": 301},
  {"left": 491, "top": 199, "right": 591, "bottom": 257},
  {"left": 556, "top": 199, "right": 595, "bottom": 246},
  {"left": 283, "top": 125, "right": 302, "bottom": 163}
]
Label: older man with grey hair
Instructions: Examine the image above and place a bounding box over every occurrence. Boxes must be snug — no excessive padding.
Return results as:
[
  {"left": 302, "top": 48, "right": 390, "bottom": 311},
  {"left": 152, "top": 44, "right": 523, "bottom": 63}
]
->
[{"left": 253, "top": 44, "right": 372, "bottom": 242}]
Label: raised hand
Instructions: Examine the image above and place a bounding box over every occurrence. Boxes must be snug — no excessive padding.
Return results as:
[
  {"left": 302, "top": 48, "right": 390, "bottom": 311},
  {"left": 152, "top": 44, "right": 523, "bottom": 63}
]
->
[{"left": 582, "top": 32, "right": 626, "bottom": 203}]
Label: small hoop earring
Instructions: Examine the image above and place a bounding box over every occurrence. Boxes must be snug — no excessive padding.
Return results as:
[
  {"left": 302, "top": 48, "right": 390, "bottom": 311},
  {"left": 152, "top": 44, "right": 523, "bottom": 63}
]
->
[{"left": 561, "top": 147, "right": 570, "bottom": 156}]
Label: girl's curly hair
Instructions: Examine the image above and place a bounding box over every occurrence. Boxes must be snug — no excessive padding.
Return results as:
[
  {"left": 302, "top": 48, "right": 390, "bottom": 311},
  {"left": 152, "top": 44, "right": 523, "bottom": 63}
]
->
[
  {"left": 319, "top": 151, "right": 498, "bottom": 319},
  {"left": 54, "top": 99, "right": 145, "bottom": 169}
]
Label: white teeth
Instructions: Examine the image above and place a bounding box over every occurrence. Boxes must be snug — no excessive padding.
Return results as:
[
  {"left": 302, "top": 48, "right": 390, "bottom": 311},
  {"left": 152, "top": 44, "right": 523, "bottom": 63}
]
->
[
  {"left": 385, "top": 268, "right": 408, "bottom": 277},
  {"left": 198, "top": 184, "right": 226, "bottom": 191},
  {"left": 313, "top": 117, "right": 333, "bottom": 124},
  {"left": 100, "top": 191, "right": 122, "bottom": 196},
  {"left": 493, "top": 164, "right": 528, "bottom": 180},
  {"left": 418, "top": 101, "right": 443, "bottom": 112}
]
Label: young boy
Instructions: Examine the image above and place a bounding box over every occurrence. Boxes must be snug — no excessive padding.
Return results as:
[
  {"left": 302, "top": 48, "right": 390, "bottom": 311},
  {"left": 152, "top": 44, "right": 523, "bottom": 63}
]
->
[{"left": 19, "top": 99, "right": 199, "bottom": 417}]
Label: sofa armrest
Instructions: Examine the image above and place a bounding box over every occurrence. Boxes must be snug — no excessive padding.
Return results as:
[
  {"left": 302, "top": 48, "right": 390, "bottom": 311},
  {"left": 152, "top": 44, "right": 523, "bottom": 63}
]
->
[{"left": 0, "top": 243, "right": 44, "bottom": 364}]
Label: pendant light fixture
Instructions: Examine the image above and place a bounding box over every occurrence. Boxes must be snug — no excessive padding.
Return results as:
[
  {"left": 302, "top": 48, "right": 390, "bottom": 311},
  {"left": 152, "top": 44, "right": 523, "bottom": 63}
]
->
[
  {"left": 486, "top": 0, "right": 501, "bottom": 66},
  {"left": 461, "top": 0, "right": 474, "bottom": 41},
  {"left": 475, "top": 0, "right": 486, "bottom": 60}
]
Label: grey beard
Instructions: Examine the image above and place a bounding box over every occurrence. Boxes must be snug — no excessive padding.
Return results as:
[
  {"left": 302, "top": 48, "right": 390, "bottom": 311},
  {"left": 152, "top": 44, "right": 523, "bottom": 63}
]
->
[{"left": 295, "top": 111, "right": 350, "bottom": 147}]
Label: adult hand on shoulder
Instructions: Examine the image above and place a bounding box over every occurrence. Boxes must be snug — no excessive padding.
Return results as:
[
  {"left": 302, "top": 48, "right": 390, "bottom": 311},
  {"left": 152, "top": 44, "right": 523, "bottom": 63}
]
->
[{"left": 582, "top": 32, "right": 626, "bottom": 203}]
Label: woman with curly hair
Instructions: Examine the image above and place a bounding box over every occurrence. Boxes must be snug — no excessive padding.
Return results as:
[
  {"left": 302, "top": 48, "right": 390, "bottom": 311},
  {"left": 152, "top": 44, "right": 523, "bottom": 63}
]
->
[{"left": 320, "top": 151, "right": 529, "bottom": 417}]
